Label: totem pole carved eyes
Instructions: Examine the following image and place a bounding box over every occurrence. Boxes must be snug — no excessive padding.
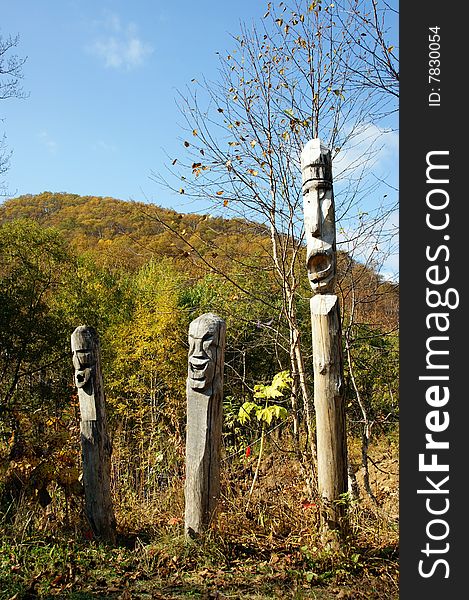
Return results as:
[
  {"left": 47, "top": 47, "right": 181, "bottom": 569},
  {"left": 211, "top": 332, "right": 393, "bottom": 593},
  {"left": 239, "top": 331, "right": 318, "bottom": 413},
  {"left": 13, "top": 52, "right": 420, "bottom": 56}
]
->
[{"left": 71, "top": 327, "right": 98, "bottom": 391}]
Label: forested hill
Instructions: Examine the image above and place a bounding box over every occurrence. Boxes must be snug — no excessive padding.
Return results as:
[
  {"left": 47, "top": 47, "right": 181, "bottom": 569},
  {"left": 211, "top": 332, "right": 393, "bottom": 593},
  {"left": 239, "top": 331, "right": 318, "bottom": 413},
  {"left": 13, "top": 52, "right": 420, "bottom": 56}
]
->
[
  {"left": 0, "top": 192, "right": 270, "bottom": 271},
  {"left": 0, "top": 191, "right": 398, "bottom": 330}
]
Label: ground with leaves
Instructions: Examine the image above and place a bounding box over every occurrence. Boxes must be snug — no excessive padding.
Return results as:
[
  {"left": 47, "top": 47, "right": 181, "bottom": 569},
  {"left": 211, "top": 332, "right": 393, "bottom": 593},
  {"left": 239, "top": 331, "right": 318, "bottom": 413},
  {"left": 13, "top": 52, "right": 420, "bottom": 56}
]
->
[{"left": 0, "top": 435, "right": 398, "bottom": 600}]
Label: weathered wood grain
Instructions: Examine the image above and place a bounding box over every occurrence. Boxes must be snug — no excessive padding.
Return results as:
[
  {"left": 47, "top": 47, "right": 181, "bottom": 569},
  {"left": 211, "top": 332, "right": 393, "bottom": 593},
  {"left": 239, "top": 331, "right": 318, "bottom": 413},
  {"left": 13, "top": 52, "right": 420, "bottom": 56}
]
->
[
  {"left": 301, "top": 138, "right": 337, "bottom": 294},
  {"left": 311, "top": 295, "right": 348, "bottom": 542},
  {"left": 71, "top": 325, "right": 116, "bottom": 544},
  {"left": 184, "top": 313, "right": 226, "bottom": 540}
]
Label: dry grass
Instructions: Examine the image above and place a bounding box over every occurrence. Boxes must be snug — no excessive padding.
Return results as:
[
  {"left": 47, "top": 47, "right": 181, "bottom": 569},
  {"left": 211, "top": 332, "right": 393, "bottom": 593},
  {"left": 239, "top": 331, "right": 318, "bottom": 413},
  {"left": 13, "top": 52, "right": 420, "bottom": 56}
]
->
[{"left": 0, "top": 432, "right": 399, "bottom": 599}]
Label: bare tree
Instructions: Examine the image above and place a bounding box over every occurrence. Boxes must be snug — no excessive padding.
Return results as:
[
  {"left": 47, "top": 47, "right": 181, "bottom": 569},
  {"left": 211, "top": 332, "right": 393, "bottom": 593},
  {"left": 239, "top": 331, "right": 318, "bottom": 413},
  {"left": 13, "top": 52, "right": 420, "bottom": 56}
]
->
[
  {"left": 334, "top": 0, "right": 399, "bottom": 104},
  {"left": 1, "top": 32, "right": 27, "bottom": 193},
  {"left": 152, "top": 0, "right": 398, "bottom": 475}
]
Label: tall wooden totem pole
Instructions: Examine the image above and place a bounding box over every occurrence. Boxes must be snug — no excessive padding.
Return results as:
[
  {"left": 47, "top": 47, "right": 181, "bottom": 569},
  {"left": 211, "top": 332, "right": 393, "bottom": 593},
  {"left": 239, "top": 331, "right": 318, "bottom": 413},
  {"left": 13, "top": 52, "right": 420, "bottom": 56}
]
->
[
  {"left": 301, "top": 139, "right": 348, "bottom": 543},
  {"left": 184, "top": 313, "right": 226, "bottom": 540},
  {"left": 71, "top": 325, "right": 116, "bottom": 543}
]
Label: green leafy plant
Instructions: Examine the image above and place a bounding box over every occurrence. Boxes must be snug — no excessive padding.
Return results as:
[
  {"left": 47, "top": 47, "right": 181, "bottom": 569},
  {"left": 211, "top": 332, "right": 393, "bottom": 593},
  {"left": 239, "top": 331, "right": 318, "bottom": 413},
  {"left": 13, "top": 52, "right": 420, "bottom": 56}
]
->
[
  {"left": 238, "top": 371, "right": 291, "bottom": 504},
  {"left": 238, "top": 370, "right": 291, "bottom": 426}
]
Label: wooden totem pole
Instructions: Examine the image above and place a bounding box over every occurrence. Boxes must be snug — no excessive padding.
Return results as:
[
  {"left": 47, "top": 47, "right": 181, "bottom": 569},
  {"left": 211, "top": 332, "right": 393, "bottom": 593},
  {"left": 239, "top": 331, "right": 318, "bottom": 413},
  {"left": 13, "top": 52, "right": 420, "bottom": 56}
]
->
[
  {"left": 71, "top": 325, "right": 116, "bottom": 543},
  {"left": 301, "top": 139, "right": 348, "bottom": 543},
  {"left": 184, "top": 313, "right": 226, "bottom": 540}
]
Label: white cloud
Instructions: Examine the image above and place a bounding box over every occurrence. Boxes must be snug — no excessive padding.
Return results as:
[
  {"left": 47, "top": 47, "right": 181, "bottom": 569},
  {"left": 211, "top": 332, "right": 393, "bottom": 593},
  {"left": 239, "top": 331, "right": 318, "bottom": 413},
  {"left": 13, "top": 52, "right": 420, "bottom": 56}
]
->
[
  {"left": 104, "top": 12, "right": 122, "bottom": 34},
  {"left": 336, "top": 206, "right": 399, "bottom": 281},
  {"left": 88, "top": 13, "right": 153, "bottom": 70},
  {"left": 95, "top": 140, "right": 117, "bottom": 153},
  {"left": 38, "top": 131, "right": 58, "bottom": 154},
  {"left": 333, "top": 123, "right": 399, "bottom": 182},
  {"left": 330, "top": 123, "right": 399, "bottom": 281}
]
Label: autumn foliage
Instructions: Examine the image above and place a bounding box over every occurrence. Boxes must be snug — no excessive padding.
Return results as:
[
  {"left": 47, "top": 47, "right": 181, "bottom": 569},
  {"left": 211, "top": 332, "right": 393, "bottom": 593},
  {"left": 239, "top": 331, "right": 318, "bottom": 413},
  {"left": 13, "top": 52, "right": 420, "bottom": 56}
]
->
[{"left": 0, "top": 192, "right": 398, "bottom": 597}]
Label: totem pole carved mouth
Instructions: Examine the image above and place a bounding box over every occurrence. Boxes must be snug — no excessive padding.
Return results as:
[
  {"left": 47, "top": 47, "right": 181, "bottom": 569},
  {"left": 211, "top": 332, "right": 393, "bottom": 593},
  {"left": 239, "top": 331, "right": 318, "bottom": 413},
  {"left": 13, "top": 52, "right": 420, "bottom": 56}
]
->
[
  {"left": 75, "top": 367, "right": 93, "bottom": 388},
  {"left": 307, "top": 251, "right": 336, "bottom": 291},
  {"left": 189, "top": 356, "right": 210, "bottom": 379}
]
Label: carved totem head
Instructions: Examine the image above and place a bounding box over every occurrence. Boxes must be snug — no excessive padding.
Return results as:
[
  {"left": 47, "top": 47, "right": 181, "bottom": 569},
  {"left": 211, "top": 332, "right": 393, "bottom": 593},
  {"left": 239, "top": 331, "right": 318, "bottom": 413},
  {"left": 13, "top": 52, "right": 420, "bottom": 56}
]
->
[
  {"left": 188, "top": 313, "right": 225, "bottom": 394},
  {"left": 71, "top": 326, "right": 98, "bottom": 391},
  {"left": 301, "top": 138, "right": 336, "bottom": 293}
]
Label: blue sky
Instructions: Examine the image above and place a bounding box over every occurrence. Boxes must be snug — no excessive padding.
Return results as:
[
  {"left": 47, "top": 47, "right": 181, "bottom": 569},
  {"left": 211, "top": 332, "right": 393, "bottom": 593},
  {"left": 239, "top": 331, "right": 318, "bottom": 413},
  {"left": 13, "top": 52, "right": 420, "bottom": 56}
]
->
[
  {"left": 2, "top": 0, "right": 398, "bottom": 278},
  {"left": 1, "top": 0, "right": 266, "bottom": 203}
]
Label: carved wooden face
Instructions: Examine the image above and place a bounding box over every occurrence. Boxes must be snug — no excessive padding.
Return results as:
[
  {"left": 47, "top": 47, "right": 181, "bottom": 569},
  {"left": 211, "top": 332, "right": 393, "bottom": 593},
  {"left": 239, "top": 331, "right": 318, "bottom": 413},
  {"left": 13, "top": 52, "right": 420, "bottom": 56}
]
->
[
  {"left": 188, "top": 316, "right": 222, "bottom": 392},
  {"left": 301, "top": 141, "right": 336, "bottom": 293},
  {"left": 72, "top": 347, "right": 95, "bottom": 389},
  {"left": 303, "top": 184, "right": 336, "bottom": 292}
]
